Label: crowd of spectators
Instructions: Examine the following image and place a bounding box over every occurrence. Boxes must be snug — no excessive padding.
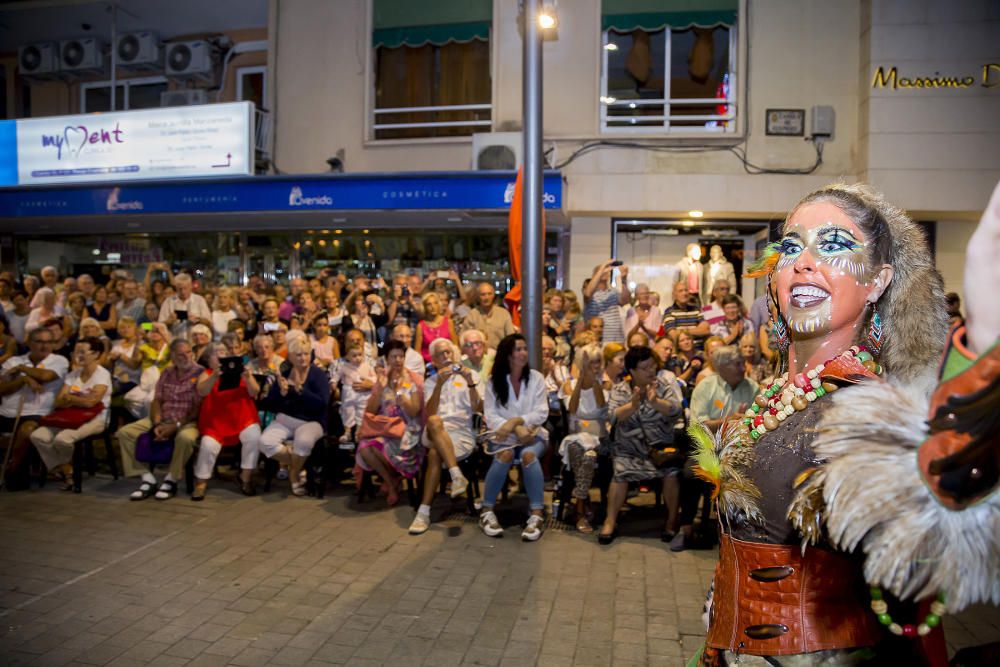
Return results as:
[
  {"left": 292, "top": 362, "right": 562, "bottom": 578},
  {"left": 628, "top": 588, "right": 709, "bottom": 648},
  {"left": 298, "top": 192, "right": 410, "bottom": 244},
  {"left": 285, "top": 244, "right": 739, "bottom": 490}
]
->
[{"left": 0, "top": 260, "right": 777, "bottom": 547}]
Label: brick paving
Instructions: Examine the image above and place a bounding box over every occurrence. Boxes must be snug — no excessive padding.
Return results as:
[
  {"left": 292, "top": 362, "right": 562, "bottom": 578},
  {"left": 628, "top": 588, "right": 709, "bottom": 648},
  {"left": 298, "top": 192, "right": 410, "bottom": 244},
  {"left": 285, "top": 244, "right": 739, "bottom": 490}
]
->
[{"left": 0, "top": 475, "right": 997, "bottom": 666}]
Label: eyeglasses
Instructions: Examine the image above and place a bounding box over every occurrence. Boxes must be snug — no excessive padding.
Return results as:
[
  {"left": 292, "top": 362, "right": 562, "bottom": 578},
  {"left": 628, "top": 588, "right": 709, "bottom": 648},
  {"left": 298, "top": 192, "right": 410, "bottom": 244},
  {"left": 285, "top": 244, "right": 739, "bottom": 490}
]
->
[{"left": 462, "top": 341, "right": 484, "bottom": 348}]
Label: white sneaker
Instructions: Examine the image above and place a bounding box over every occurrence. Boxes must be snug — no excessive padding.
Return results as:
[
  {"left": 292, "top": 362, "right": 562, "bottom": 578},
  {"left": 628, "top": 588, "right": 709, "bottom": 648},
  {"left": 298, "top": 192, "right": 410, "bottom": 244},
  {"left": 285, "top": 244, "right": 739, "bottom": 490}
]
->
[
  {"left": 479, "top": 510, "right": 503, "bottom": 537},
  {"left": 408, "top": 512, "right": 431, "bottom": 535},
  {"left": 521, "top": 515, "right": 544, "bottom": 542},
  {"left": 449, "top": 474, "right": 469, "bottom": 498}
]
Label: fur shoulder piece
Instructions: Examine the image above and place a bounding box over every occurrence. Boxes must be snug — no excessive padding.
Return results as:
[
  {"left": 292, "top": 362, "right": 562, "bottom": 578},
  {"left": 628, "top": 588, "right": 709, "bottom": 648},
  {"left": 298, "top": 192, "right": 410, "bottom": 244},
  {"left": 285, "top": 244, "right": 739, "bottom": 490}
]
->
[{"left": 789, "top": 382, "right": 1000, "bottom": 612}]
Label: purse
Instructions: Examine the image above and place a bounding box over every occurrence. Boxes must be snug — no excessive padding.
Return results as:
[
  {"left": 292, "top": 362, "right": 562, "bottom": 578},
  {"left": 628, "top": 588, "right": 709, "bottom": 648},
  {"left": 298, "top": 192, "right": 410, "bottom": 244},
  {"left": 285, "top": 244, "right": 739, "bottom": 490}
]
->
[
  {"left": 357, "top": 413, "right": 406, "bottom": 441},
  {"left": 637, "top": 411, "right": 687, "bottom": 469},
  {"left": 135, "top": 430, "right": 175, "bottom": 464},
  {"left": 39, "top": 405, "right": 103, "bottom": 430}
]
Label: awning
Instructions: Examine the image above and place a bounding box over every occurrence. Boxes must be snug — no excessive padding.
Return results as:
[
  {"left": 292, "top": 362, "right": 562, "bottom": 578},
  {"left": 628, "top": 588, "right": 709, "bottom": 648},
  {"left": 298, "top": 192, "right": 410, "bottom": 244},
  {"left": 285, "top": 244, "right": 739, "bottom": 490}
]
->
[
  {"left": 602, "top": 0, "right": 738, "bottom": 32},
  {"left": 0, "top": 170, "right": 565, "bottom": 233},
  {"left": 374, "top": 0, "right": 492, "bottom": 49}
]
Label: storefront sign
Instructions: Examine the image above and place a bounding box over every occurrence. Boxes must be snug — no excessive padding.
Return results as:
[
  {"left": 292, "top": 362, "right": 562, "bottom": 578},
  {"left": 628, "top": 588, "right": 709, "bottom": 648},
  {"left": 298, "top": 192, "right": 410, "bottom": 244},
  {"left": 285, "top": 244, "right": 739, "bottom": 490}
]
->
[
  {"left": 0, "top": 102, "right": 253, "bottom": 187},
  {"left": 871, "top": 64, "right": 1000, "bottom": 90},
  {"left": 0, "top": 172, "right": 564, "bottom": 219}
]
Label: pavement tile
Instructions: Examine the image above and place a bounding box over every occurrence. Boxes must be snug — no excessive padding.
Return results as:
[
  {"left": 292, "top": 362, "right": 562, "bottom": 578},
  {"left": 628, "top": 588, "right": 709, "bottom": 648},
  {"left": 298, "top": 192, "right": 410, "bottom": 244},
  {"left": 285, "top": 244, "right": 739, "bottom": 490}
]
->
[{"left": 0, "top": 478, "right": 995, "bottom": 667}]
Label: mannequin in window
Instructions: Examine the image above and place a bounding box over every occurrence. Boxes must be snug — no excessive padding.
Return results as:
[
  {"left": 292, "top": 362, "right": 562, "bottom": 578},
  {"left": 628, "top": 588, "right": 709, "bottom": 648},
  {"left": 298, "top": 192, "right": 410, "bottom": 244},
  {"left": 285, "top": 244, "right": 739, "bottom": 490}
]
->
[
  {"left": 675, "top": 243, "right": 704, "bottom": 308},
  {"left": 704, "top": 245, "right": 737, "bottom": 302}
]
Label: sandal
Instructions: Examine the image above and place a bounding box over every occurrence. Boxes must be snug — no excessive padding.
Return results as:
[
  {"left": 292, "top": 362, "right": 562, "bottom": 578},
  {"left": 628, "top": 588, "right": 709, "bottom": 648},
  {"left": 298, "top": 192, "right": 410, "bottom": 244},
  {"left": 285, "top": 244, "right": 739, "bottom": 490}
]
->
[
  {"left": 154, "top": 480, "right": 178, "bottom": 501},
  {"left": 290, "top": 481, "right": 307, "bottom": 497},
  {"left": 130, "top": 481, "right": 156, "bottom": 501},
  {"left": 576, "top": 516, "right": 594, "bottom": 534}
]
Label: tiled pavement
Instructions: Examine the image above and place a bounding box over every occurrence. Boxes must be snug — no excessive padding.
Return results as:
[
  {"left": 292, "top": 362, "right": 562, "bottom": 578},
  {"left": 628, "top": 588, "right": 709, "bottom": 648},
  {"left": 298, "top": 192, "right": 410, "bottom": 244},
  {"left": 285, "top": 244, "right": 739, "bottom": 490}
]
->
[{"left": 0, "top": 475, "right": 997, "bottom": 667}]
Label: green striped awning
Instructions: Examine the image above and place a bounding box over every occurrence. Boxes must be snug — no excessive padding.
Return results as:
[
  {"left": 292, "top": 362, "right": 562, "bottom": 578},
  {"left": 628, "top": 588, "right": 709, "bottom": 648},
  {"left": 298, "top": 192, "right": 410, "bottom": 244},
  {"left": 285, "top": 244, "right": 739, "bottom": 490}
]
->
[
  {"left": 602, "top": 0, "right": 738, "bottom": 32},
  {"left": 374, "top": 0, "right": 492, "bottom": 48}
]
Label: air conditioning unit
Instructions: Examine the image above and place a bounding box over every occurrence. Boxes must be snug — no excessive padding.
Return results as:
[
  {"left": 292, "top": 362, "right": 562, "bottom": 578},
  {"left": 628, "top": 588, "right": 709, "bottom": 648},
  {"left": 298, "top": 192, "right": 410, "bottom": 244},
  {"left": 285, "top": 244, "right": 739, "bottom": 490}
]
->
[
  {"left": 59, "top": 38, "right": 106, "bottom": 73},
  {"left": 472, "top": 132, "right": 523, "bottom": 170},
  {"left": 165, "top": 40, "right": 214, "bottom": 79},
  {"left": 160, "top": 89, "right": 209, "bottom": 107},
  {"left": 117, "top": 31, "right": 162, "bottom": 70},
  {"left": 19, "top": 42, "right": 59, "bottom": 78}
]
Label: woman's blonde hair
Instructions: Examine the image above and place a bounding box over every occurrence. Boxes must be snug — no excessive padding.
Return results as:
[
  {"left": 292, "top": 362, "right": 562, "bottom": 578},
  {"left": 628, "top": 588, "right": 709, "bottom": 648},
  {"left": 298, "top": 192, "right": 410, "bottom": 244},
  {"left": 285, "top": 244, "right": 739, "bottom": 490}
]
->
[
  {"left": 602, "top": 342, "right": 625, "bottom": 366},
  {"left": 287, "top": 333, "right": 312, "bottom": 356},
  {"left": 421, "top": 291, "right": 440, "bottom": 309},
  {"left": 213, "top": 286, "right": 233, "bottom": 310},
  {"left": 79, "top": 317, "right": 101, "bottom": 333}
]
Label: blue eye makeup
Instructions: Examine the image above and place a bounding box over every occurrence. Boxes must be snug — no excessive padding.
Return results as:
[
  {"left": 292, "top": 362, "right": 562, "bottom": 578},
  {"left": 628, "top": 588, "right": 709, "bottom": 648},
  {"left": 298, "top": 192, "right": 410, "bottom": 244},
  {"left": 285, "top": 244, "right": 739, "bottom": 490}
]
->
[{"left": 817, "top": 229, "right": 862, "bottom": 255}]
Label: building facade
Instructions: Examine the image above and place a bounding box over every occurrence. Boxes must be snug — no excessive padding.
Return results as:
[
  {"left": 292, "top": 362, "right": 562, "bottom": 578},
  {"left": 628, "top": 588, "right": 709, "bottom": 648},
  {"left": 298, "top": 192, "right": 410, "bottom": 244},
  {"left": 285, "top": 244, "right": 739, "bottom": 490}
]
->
[{"left": 2, "top": 0, "right": 997, "bottom": 302}]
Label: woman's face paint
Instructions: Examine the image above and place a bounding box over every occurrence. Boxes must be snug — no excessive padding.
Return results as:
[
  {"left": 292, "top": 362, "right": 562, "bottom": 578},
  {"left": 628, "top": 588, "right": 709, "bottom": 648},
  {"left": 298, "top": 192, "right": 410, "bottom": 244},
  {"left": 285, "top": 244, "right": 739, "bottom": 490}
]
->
[{"left": 775, "top": 201, "right": 873, "bottom": 340}]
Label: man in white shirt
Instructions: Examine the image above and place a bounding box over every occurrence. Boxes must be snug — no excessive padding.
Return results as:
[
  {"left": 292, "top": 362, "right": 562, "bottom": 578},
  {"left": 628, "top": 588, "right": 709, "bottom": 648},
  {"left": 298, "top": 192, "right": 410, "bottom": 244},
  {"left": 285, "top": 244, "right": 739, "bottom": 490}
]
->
[
  {"left": 390, "top": 323, "right": 426, "bottom": 379},
  {"left": 408, "top": 339, "right": 482, "bottom": 535},
  {"left": 158, "top": 273, "right": 211, "bottom": 341},
  {"left": 0, "top": 327, "right": 69, "bottom": 489}
]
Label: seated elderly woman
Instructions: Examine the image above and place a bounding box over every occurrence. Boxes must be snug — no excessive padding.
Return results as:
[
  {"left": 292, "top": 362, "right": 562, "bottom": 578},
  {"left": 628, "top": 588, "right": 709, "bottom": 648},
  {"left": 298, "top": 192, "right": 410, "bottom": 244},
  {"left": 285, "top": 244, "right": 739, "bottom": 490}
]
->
[
  {"left": 29, "top": 337, "right": 111, "bottom": 490},
  {"left": 408, "top": 338, "right": 481, "bottom": 535},
  {"left": 480, "top": 333, "right": 550, "bottom": 542},
  {"left": 558, "top": 343, "right": 607, "bottom": 533},
  {"left": 356, "top": 339, "right": 425, "bottom": 507},
  {"left": 257, "top": 335, "right": 330, "bottom": 496},
  {"left": 598, "top": 345, "right": 684, "bottom": 544},
  {"left": 191, "top": 343, "right": 262, "bottom": 500}
]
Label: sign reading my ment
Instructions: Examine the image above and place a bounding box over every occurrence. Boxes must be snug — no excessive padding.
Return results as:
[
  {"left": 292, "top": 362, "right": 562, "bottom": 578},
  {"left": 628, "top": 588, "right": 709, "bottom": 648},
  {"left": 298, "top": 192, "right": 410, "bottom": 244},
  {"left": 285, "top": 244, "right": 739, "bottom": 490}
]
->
[{"left": 872, "top": 64, "right": 1000, "bottom": 90}]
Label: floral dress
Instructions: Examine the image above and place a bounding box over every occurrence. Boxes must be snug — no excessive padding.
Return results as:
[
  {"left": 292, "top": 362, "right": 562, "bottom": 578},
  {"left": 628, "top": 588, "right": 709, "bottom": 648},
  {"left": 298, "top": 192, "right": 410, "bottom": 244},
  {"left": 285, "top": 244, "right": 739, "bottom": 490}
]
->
[{"left": 356, "top": 371, "right": 425, "bottom": 479}]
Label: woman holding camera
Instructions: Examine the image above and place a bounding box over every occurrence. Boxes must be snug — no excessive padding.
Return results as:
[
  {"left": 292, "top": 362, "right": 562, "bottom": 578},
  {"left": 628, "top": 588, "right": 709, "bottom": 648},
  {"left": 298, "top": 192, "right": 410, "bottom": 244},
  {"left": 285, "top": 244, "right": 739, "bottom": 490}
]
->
[{"left": 191, "top": 343, "right": 262, "bottom": 500}]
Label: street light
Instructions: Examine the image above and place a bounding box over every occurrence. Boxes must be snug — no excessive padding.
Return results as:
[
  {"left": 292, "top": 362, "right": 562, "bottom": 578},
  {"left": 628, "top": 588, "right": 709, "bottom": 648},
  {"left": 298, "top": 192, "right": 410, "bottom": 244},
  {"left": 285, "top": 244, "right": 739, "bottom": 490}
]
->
[{"left": 538, "top": 6, "right": 557, "bottom": 30}]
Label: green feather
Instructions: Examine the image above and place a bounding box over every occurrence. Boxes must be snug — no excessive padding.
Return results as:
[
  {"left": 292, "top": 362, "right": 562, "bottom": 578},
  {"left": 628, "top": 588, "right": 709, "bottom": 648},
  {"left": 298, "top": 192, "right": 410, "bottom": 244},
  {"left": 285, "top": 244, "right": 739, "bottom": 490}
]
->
[
  {"left": 688, "top": 420, "right": 721, "bottom": 484},
  {"left": 745, "top": 241, "right": 782, "bottom": 278}
]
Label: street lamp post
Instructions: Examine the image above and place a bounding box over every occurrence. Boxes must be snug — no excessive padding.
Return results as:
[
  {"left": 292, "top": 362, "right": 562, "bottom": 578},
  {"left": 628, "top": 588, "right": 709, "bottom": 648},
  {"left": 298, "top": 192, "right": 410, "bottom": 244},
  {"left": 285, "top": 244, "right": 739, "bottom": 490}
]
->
[{"left": 521, "top": 0, "right": 545, "bottom": 370}]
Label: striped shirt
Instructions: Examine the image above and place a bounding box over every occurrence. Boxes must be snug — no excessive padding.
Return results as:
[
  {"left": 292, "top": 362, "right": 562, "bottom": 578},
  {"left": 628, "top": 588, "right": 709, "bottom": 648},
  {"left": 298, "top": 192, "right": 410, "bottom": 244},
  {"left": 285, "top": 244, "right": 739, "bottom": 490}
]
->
[
  {"left": 659, "top": 302, "right": 703, "bottom": 336},
  {"left": 584, "top": 289, "right": 625, "bottom": 344}
]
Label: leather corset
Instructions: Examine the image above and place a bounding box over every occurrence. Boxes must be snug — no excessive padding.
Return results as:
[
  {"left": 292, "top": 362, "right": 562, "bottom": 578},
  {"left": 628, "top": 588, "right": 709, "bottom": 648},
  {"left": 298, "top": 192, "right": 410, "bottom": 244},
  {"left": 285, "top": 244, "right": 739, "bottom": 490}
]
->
[{"left": 707, "top": 534, "right": 883, "bottom": 655}]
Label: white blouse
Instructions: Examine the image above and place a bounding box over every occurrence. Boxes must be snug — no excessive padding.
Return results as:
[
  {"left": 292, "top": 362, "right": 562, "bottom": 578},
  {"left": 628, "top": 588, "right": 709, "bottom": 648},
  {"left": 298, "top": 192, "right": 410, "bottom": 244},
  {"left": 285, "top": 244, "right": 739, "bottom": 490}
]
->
[{"left": 484, "top": 368, "right": 549, "bottom": 433}]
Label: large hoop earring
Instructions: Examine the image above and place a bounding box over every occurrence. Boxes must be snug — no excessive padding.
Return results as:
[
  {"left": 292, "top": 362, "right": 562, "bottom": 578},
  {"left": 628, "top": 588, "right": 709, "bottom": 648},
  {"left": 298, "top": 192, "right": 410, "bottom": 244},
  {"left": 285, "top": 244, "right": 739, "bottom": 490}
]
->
[{"left": 867, "top": 307, "right": 884, "bottom": 355}]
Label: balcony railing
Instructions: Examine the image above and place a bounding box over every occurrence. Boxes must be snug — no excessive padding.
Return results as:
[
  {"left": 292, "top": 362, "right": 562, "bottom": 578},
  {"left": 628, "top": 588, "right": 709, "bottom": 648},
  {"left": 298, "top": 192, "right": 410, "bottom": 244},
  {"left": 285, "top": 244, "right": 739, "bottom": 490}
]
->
[{"left": 373, "top": 103, "right": 492, "bottom": 136}]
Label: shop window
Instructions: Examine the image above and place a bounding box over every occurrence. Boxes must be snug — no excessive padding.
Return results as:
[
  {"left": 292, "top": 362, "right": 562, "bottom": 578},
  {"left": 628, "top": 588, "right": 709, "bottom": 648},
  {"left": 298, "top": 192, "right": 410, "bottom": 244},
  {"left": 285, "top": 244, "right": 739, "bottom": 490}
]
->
[
  {"left": 372, "top": 0, "right": 492, "bottom": 140},
  {"left": 600, "top": 0, "right": 738, "bottom": 133},
  {"left": 80, "top": 76, "right": 168, "bottom": 113}
]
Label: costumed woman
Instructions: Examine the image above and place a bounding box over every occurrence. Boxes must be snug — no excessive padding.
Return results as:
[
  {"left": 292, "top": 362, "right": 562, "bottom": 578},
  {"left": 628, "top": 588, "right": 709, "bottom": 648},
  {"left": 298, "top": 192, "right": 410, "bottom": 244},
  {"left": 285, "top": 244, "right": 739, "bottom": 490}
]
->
[{"left": 693, "top": 182, "right": 999, "bottom": 666}]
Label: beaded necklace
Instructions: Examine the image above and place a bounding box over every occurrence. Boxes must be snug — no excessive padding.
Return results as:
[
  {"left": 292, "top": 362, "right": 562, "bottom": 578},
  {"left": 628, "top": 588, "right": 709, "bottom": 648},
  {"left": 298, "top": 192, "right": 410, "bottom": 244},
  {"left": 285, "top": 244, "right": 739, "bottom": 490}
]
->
[{"left": 741, "top": 345, "right": 881, "bottom": 441}]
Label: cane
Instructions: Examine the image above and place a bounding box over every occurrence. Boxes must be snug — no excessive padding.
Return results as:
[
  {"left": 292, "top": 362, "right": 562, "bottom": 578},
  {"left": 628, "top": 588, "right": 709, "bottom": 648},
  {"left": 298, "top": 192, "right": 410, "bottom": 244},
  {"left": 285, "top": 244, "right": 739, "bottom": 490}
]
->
[{"left": 0, "top": 393, "right": 27, "bottom": 492}]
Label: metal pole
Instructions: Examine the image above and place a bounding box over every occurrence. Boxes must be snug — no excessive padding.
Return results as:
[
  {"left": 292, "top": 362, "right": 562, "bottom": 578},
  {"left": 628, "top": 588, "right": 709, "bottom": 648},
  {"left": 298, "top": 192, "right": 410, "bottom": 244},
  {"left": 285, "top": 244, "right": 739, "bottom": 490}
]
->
[
  {"left": 521, "top": 0, "right": 544, "bottom": 370},
  {"left": 109, "top": 3, "right": 117, "bottom": 112}
]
